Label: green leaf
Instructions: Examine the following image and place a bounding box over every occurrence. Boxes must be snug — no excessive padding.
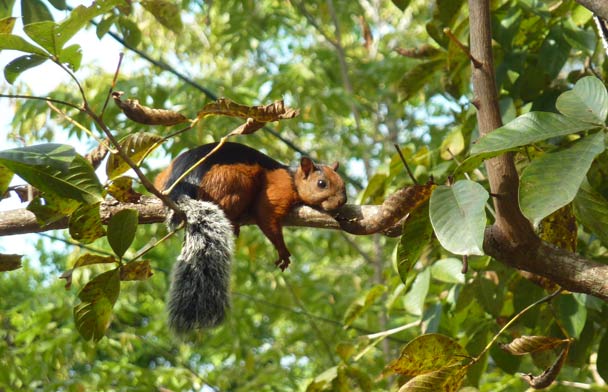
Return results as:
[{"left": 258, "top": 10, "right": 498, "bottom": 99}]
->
[
  {"left": 96, "top": 13, "right": 118, "bottom": 39},
  {"left": 0, "top": 33, "right": 48, "bottom": 55},
  {"left": 0, "top": 143, "right": 75, "bottom": 170},
  {"left": 105, "top": 132, "right": 163, "bottom": 180},
  {"left": 343, "top": 284, "right": 387, "bottom": 327},
  {"left": 519, "top": 132, "right": 605, "bottom": 226},
  {"left": 118, "top": 16, "right": 141, "bottom": 47},
  {"left": 555, "top": 294, "right": 587, "bottom": 339},
  {"left": 21, "top": 0, "right": 52, "bottom": 25},
  {"left": 0, "top": 254, "right": 22, "bottom": 271},
  {"left": 385, "top": 333, "right": 467, "bottom": 376},
  {"left": 403, "top": 267, "right": 430, "bottom": 316},
  {"left": 54, "top": 0, "right": 121, "bottom": 50},
  {"left": 398, "top": 58, "right": 445, "bottom": 101},
  {"left": 398, "top": 365, "right": 466, "bottom": 392},
  {"left": 69, "top": 202, "right": 106, "bottom": 244},
  {"left": 598, "top": 330, "right": 608, "bottom": 383},
  {"left": 395, "top": 201, "right": 432, "bottom": 285},
  {"left": 357, "top": 172, "right": 387, "bottom": 204},
  {"left": 48, "top": 0, "right": 68, "bottom": 10},
  {"left": 429, "top": 180, "right": 489, "bottom": 255},
  {"left": 556, "top": 76, "right": 608, "bottom": 124},
  {"left": 23, "top": 20, "right": 57, "bottom": 54},
  {"left": 26, "top": 192, "right": 80, "bottom": 226},
  {"left": 390, "top": 0, "right": 411, "bottom": 11},
  {"left": 440, "top": 128, "right": 465, "bottom": 160},
  {"left": 0, "top": 16, "right": 16, "bottom": 33},
  {"left": 573, "top": 179, "right": 608, "bottom": 247},
  {"left": 430, "top": 258, "right": 465, "bottom": 284},
  {"left": 59, "top": 44, "right": 82, "bottom": 71},
  {"left": 141, "top": 0, "right": 183, "bottom": 33},
  {"left": 0, "top": 163, "right": 13, "bottom": 195},
  {"left": 470, "top": 112, "right": 598, "bottom": 157},
  {"left": 74, "top": 268, "right": 120, "bottom": 341},
  {"left": 4, "top": 54, "right": 47, "bottom": 84},
  {"left": 107, "top": 209, "right": 138, "bottom": 258},
  {"left": 0, "top": 146, "right": 103, "bottom": 204},
  {"left": 0, "top": 0, "right": 16, "bottom": 19}
]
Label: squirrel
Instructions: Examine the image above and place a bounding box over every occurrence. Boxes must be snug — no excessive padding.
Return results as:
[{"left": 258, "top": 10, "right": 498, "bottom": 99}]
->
[{"left": 155, "top": 141, "right": 347, "bottom": 333}]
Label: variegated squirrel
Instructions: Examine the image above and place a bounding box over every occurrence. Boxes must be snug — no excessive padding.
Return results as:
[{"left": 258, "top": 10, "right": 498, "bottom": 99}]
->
[{"left": 155, "top": 142, "right": 347, "bottom": 334}]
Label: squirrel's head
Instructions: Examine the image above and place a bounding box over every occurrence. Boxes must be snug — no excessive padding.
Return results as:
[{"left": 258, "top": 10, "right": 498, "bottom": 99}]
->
[{"left": 295, "top": 157, "right": 347, "bottom": 211}]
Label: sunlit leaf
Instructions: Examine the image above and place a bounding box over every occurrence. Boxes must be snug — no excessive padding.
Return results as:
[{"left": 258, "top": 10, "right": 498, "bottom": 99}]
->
[
  {"left": 119, "top": 260, "right": 153, "bottom": 281},
  {"left": 556, "top": 76, "right": 608, "bottom": 124},
  {"left": 0, "top": 254, "right": 22, "bottom": 271},
  {"left": 68, "top": 202, "right": 105, "bottom": 244},
  {"left": 385, "top": 333, "right": 468, "bottom": 376},
  {"left": 74, "top": 268, "right": 120, "bottom": 341},
  {"left": 0, "top": 163, "right": 13, "bottom": 196},
  {"left": 105, "top": 132, "right": 164, "bottom": 180},
  {"left": 538, "top": 204, "right": 577, "bottom": 252},
  {"left": 430, "top": 180, "right": 488, "bottom": 255},
  {"left": 141, "top": 0, "right": 183, "bottom": 33},
  {"left": 430, "top": 258, "right": 465, "bottom": 284},
  {"left": 21, "top": 0, "right": 52, "bottom": 25},
  {"left": 520, "top": 132, "right": 605, "bottom": 226},
  {"left": 59, "top": 44, "right": 82, "bottom": 71},
  {"left": 60, "top": 253, "right": 117, "bottom": 289},
  {"left": 398, "top": 365, "right": 467, "bottom": 392},
  {"left": 0, "top": 16, "right": 16, "bottom": 33},
  {"left": 470, "top": 112, "right": 598, "bottom": 158},
  {"left": 440, "top": 128, "right": 465, "bottom": 160},
  {"left": 403, "top": 267, "right": 430, "bottom": 316},
  {"left": 26, "top": 192, "right": 80, "bottom": 226},
  {"left": 0, "top": 33, "right": 48, "bottom": 55},
  {"left": 107, "top": 176, "right": 142, "bottom": 203},
  {"left": 107, "top": 209, "right": 138, "bottom": 258}
]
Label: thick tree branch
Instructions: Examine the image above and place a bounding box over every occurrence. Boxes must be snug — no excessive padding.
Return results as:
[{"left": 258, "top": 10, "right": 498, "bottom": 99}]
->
[
  {"left": 468, "top": 0, "right": 608, "bottom": 301},
  {"left": 0, "top": 192, "right": 407, "bottom": 238}
]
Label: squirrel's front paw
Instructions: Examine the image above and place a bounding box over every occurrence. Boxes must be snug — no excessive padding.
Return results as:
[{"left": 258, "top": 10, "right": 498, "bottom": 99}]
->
[{"left": 275, "top": 256, "right": 291, "bottom": 271}]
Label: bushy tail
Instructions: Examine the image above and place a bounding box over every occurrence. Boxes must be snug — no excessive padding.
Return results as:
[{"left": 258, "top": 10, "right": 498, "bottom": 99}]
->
[{"left": 166, "top": 196, "right": 234, "bottom": 334}]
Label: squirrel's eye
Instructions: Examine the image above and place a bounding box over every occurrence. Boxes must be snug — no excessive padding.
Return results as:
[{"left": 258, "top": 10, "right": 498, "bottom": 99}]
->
[{"left": 317, "top": 179, "right": 327, "bottom": 189}]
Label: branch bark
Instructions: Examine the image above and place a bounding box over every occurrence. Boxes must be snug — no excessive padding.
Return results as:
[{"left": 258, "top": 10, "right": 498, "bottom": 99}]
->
[{"left": 468, "top": 0, "right": 608, "bottom": 301}]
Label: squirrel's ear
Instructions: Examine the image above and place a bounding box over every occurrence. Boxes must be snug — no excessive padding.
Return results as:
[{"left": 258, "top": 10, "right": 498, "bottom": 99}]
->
[
  {"left": 300, "top": 157, "right": 315, "bottom": 178},
  {"left": 330, "top": 161, "right": 339, "bottom": 171}
]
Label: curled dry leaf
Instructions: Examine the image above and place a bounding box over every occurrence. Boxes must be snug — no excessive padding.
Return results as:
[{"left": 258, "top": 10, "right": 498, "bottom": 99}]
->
[
  {"left": 112, "top": 91, "right": 189, "bottom": 125},
  {"left": 197, "top": 97, "right": 300, "bottom": 122},
  {"left": 499, "top": 336, "right": 569, "bottom": 356},
  {"left": 521, "top": 345, "right": 569, "bottom": 389},
  {"left": 227, "top": 118, "right": 267, "bottom": 136}
]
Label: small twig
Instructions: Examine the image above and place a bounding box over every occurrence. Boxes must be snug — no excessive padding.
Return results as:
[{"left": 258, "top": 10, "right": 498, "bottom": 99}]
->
[
  {"left": 128, "top": 227, "right": 178, "bottom": 263},
  {"left": 394, "top": 144, "right": 418, "bottom": 184},
  {"left": 443, "top": 27, "right": 482, "bottom": 68},
  {"left": 46, "top": 101, "right": 113, "bottom": 152},
  {"left": 0, "top": 94, "right": 84, "bottom": 112},
  {"left": 100, "top": 52, "right": 125, "bottom": 119},
  {"left": 52, "top": 59, "right": 89, "bottom": 109},
  {"left": 470, "top": 288, "right": 563, "bottom": 366}
]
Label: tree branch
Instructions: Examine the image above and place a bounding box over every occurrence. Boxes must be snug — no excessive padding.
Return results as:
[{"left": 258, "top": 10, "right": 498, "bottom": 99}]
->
[{"left": 468, "top": 0, "right": 608, "bottom": 301}]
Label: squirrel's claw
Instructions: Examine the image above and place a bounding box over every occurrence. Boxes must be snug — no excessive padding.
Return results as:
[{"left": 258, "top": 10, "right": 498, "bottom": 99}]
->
[{"left": 275, "top": 256, "right": 291, "bottom": 271}]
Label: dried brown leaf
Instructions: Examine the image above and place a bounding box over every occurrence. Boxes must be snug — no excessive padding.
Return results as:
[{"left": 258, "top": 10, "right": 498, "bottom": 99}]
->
[
  {"left": 197, "top": 98, "right": 300, "bottom": 122},
  {"left": 112, "top": 91, "right": 189, "bottom": 125},
  {"left": 0, "top": 254, "right": 22, "bottom": 271},
  {"left": 500, "top": 336, "right": 568, "bottom": 356},
  {"left": 521, "top": 345, "right": 569, "bottom": 389}
]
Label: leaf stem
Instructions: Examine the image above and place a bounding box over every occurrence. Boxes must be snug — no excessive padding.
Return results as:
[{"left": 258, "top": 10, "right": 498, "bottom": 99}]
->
[{"left": 470, "top": 288, "right": 562, "bottom": 366}]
